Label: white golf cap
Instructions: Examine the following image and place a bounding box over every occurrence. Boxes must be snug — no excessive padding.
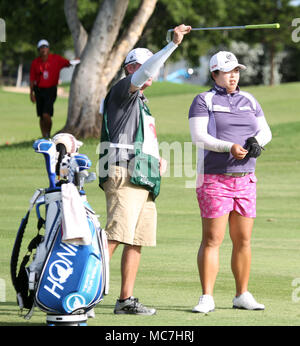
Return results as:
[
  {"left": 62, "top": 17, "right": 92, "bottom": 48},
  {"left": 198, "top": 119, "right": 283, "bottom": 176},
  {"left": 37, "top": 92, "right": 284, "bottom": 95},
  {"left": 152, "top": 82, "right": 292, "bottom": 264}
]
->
[
  {"left": 37, "top": 39, "right": 50, "bottom": 49},
  {"left": 124, "top": 48, "right": 153, "bottom": 67},
  {"left": 210, "top": 51, "right": 246, "bottom": 72}
]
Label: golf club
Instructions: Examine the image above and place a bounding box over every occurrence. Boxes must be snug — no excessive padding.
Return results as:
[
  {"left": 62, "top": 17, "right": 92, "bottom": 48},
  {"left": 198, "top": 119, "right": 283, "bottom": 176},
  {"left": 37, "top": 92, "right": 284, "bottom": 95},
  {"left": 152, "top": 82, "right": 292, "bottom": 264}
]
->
[
  {"left": 68, "top": 154, "right": 92, "bottom": 189},
  {"left": 166, "top": 23, "right": 280, "bottom": 43}
]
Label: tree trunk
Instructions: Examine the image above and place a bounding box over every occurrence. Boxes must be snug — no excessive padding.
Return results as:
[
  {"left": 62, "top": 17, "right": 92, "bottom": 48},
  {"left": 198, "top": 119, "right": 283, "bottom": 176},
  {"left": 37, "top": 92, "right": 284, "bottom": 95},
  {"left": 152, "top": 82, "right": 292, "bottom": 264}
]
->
[
  {"left": 16, "top": 62, "right": 23, "bottom": 88},
  {"left": 64, "top": 0, "right": 88, "bottom": 57},
  {"left": 62, "top": 0, "right": 157, "bottom": 138}
]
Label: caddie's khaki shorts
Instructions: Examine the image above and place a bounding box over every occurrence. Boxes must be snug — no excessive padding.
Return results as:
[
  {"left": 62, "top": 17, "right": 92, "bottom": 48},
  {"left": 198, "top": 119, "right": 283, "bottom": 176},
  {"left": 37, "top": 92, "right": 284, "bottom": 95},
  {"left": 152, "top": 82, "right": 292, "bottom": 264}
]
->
[{"left": 103, "top": 165, "right": 157, "bottom": 247}]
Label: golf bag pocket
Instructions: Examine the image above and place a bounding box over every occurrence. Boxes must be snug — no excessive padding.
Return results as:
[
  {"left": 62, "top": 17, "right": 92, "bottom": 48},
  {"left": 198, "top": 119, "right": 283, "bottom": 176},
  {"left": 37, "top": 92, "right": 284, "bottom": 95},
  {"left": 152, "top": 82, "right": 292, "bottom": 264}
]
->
[{"left": 35, "top": 205, "right": 108, "bottom": 315}]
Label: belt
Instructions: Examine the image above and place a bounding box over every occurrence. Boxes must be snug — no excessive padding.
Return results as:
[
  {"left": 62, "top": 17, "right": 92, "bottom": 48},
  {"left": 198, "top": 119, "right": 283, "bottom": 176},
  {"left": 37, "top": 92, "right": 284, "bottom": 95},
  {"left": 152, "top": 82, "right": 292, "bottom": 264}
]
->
[{"left": 223, "top": 172, "right": 250, "bottom": 177}]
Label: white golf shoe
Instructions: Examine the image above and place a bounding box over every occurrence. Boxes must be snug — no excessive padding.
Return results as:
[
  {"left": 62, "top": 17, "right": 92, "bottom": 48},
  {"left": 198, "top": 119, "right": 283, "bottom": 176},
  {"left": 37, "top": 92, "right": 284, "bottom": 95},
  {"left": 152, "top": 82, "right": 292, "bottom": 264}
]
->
[
  {"left": 192, "top": 294, "right": 215, "bottom": 313},
  {"left": 232, "top": 291, "right": 265, "bottom": 310}
]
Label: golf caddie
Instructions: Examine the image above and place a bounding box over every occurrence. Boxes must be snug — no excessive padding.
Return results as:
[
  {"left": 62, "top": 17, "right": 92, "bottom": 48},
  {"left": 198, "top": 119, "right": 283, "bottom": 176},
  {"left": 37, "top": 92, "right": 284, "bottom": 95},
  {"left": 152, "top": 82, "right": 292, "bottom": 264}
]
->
[{"left": 99, "top": 24, "right": 191, "bottom": 315}]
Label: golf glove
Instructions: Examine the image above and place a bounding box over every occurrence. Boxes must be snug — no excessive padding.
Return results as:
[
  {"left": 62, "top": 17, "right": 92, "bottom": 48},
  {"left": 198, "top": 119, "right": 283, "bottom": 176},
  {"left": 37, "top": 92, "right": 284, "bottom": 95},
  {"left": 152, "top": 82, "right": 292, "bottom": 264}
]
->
[{"left": 244, "top": 137, "right": 263, "bottom": 158}]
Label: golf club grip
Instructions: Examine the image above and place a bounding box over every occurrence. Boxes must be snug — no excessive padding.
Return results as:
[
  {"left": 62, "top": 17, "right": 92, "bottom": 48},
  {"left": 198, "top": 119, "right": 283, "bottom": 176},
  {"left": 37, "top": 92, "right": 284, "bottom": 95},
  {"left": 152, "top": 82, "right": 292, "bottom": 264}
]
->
[{"left": 245, "top": 23, "right": 280, "bottom": 29}]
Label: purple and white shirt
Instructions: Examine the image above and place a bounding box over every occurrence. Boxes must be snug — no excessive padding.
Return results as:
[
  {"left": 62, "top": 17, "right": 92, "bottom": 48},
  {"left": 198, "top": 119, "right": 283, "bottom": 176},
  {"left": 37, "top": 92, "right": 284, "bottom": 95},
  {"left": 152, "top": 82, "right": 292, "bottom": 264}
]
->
[{"left": 188, "top": 84, "right": 271, "bottom": 174}]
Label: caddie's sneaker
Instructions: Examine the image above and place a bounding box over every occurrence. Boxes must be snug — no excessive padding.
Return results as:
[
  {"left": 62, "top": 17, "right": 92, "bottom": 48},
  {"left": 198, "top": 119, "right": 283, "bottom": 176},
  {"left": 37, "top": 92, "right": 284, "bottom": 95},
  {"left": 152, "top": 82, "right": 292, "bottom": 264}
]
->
[
  {"left": 114, "top": 296, "right": 156, "bottom": 315},
  {"left": 232, "top": 291, "right": 265, "bottom": 310},
  {"left": 192, "top": 294, "right": 215, "bottom": 313}
]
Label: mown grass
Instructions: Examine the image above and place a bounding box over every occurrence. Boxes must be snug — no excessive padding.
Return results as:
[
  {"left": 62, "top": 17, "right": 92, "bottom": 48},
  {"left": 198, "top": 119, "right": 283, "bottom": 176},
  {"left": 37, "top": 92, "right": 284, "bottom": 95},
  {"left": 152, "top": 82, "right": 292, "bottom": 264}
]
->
[{"left": 0, "top": 81, "right": 300, "bottom": 326}]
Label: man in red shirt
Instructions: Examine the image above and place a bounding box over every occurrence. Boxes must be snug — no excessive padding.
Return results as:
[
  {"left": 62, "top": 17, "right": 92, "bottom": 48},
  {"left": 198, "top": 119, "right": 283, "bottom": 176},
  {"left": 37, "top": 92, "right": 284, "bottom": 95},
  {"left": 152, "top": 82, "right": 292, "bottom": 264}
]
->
[{"left": 30, "top": 39, "right": 74, "bottom": 138}]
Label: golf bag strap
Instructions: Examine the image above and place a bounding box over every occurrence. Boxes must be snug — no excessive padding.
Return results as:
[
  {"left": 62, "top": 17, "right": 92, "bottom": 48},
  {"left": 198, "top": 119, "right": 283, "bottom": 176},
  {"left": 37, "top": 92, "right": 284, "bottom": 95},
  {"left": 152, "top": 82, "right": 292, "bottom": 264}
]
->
[
  {"left": 10, "top": 189, "right": 44, "bottom": 299},
  {"left": 11, "top": 212, "right": 30, "bottom": 292},
  {"left": 24, "top": 304, "right": 35, "bottom": 320},
  {"left": 28, "top": 271, "right": 35, "bottom": 291},
  {"left": 29, "top": 189, "right": 45, "bottom": 209},
  {"left": 17, "top": 293, "right": 24, "bottom": 310}
]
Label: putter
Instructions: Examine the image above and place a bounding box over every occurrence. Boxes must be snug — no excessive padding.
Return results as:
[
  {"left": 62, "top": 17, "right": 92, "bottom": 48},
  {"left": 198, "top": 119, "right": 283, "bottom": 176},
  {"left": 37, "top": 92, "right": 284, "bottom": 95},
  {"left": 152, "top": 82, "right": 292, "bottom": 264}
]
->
[
  {"left": 166, "top": 23, "right": 280, "bottom": 43},
  {"left": 33, "top": 139, "right": 57, "bottom": 189}
]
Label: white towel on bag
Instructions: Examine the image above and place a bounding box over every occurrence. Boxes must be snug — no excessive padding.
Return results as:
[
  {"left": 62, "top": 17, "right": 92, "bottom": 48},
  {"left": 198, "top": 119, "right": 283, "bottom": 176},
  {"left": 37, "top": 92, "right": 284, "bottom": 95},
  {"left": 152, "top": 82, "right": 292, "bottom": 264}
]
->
[{"left": 61, "top": 183, "right": 92, "bottom": 245}]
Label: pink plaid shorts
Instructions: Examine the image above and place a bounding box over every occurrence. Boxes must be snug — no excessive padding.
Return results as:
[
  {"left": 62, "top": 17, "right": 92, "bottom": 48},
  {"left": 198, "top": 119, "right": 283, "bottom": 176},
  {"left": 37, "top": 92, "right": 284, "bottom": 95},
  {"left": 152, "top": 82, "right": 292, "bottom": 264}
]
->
[{"left": 196, "top": 173, "right": 257, "bottom": 218}]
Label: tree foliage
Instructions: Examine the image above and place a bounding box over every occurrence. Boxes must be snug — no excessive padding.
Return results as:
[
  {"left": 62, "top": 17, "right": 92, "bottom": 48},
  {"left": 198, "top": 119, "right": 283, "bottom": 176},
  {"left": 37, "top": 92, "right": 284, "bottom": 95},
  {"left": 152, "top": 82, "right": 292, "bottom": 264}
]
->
[
  {"left": 1, "top": 0, "right": 299, "bottom": 82},
  {"left": 139, "top": 0, "right": 300, "bottom": 85},
  {"left": 0, "top": 0, "right": 70, "bottom": 67},
  {"left": 62, "top": 0, "right": 158, "bottom": 138},
  {"left": 0, "top": 0, "right": 299, "bottom": 117}
]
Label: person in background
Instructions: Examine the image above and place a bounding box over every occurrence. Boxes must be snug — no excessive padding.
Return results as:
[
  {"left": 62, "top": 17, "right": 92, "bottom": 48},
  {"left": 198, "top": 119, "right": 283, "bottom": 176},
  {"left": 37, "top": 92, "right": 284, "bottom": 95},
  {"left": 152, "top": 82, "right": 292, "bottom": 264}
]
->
[
  {"left": 30, "top": 39, "right": 79, "bottom": 138},
  {"left": 189, "top": 51, "right": 272, "bottom": 313}
]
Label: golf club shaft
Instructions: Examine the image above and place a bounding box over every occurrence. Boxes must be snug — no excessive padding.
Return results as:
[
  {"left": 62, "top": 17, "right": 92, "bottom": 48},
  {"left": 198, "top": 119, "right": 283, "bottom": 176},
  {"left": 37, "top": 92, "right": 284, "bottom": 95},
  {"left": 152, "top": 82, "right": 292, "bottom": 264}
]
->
[{"left": 166, "top": 23, "right": 280, "bottom": 42}]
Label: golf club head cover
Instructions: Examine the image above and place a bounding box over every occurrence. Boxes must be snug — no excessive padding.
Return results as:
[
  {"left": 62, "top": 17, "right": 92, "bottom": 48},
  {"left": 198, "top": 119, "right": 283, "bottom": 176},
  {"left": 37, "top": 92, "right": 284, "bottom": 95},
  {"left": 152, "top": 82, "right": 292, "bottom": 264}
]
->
[
  {"left": 52, "top": 133, "right": 83, "bottom": 154},
  {"left": 33, "top": 139, "right": 57, "bottom": 189},
  {"left": 244, "top": 137, "right": 262, "bottom": 158}
]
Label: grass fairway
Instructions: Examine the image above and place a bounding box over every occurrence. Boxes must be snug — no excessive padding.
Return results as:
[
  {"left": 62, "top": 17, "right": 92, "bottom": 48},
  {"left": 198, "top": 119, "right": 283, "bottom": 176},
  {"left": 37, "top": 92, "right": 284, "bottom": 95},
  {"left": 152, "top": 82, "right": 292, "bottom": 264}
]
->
[{"left": 0, "top": 82, "right": 300, "bottom": 327}]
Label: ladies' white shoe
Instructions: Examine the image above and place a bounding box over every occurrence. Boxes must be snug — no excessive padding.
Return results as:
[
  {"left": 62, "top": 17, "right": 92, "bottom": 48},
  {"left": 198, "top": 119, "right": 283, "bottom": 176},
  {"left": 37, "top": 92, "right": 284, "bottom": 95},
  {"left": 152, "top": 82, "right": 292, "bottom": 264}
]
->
[
  {"left": 232, "top": 291, "right": 265, "bottom": 310},
  {"left": 192, "top": 294, "right": 215, "bottom": 313}
]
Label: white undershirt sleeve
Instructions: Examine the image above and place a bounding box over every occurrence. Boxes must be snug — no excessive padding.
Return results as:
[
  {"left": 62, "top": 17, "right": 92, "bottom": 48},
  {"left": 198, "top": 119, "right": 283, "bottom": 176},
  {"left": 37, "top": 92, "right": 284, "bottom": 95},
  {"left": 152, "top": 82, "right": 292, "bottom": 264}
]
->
[
  {"left": 255, "top": 116, "right": 272, "bottom": 147},
  {"left": 189, "top": 117, "right": 234, "bottom": 153},
  {"left": 131, "top": 41, "right": 178, "bottom": 88}
]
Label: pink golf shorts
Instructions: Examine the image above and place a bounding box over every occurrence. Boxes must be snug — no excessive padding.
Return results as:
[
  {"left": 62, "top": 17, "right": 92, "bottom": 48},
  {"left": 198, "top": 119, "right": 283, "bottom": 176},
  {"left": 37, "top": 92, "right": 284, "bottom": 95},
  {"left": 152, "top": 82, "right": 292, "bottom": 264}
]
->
[{"left": 196, "top": 173, "right": 257, "bottom": 219}]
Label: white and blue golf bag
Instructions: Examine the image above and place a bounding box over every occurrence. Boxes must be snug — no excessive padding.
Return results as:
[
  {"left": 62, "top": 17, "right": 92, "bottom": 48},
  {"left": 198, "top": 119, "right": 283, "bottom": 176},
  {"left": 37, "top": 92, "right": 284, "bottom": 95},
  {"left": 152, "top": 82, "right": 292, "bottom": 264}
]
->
[{"left": 11, "top": 134, "right": 109, "bottom": 325}]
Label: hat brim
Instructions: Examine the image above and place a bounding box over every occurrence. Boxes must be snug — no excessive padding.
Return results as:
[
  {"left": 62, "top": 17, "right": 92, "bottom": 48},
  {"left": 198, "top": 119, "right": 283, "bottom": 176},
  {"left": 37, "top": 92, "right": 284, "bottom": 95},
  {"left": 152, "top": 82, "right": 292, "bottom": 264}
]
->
[
  {"left": 220, "top": 62, "right": 246, "bottom": 72},
  {"left": 124, "top": 57, "right": 151, "bottom": 67}
]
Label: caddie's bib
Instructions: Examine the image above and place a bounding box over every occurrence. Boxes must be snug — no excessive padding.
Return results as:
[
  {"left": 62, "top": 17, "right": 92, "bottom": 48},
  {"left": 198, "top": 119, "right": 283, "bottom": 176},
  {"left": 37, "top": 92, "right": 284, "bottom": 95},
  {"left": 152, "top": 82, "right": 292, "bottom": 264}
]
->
[
  {"left": 141, "top": 105, "right": 160, "bottom": 160},
  {"left": 129, "top": 99, "right": 161, "bottom": 199},
  {"left": 99, "top": 95, "right": 161, "bottom": 200}
]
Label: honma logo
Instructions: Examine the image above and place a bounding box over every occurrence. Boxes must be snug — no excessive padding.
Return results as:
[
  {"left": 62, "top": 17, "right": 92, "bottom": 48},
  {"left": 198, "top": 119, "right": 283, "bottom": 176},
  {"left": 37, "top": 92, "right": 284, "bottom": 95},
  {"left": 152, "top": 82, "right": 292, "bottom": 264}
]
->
[
  {"left": 43, "top": 242, "right": 78, "bottom": 299},
  {"left": 49, "top": 260, "right": 73, "bottom": 284},
  {"left": 65, "top": 293, "right": 86, "bottom": 312}
]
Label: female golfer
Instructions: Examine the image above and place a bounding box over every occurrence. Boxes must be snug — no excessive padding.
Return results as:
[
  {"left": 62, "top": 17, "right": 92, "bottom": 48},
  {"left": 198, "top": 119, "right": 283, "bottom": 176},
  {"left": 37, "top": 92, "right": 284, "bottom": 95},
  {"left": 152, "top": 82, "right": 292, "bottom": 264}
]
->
[{"left": 189, "top": 51, "right": 272, "bottom": 313}]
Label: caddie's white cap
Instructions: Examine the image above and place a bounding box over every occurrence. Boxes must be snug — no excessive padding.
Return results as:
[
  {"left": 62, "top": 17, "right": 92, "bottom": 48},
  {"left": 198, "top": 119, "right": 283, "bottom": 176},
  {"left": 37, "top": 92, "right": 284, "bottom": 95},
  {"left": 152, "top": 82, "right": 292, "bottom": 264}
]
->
[
  {"left": 210, "top": 51, "right": 246, "bottom": 72},
  {"left": 124, "top": 48, "right": 153, "bottom": 67},
  {"left": 37, "top": 39, "right": 50, "bottom": 49}
]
